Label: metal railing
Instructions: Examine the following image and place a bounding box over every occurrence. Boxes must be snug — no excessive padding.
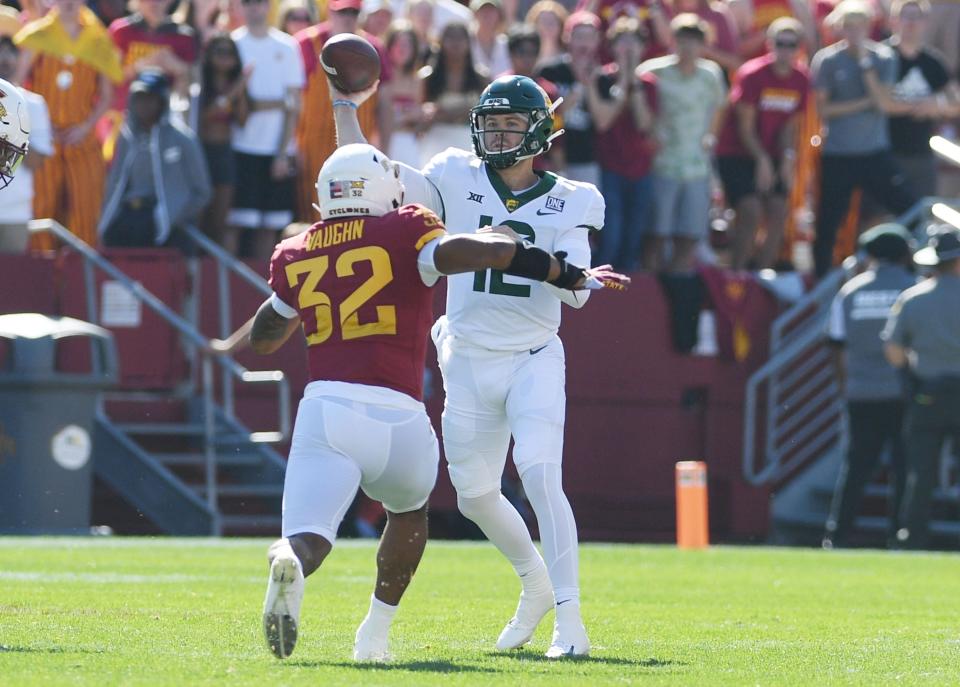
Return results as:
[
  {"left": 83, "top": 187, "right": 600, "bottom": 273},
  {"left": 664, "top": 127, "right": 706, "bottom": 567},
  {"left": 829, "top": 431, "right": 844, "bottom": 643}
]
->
[
  {"left": 742, "top": 196, "right": 960, "bottom": 487},
  {"left": 180, "top": 225, "right": 273, "bottom": 423},
  {"left": 28, "top": 219, "right": 291, "bottom": 533}
]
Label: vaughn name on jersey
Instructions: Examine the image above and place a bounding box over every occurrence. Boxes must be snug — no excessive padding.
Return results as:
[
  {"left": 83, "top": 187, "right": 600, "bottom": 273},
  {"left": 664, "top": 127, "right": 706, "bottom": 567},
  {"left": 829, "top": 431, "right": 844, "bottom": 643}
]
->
[{"left": 401, "top": 147, "right": 605, "bottom": 352}]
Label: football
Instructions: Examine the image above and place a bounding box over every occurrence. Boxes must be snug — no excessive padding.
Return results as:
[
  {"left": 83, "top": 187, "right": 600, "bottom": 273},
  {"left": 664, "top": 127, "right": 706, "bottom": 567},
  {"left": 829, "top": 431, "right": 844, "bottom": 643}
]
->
[{"left": 320, "top": 34, "right": 381, "bottom": 94}]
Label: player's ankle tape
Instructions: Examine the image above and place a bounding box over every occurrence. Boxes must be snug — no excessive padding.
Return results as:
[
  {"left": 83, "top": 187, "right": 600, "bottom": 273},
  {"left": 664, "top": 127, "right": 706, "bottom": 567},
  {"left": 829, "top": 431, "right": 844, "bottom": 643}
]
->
[{"left": 504, "top": 239, "right": 552, "bottom": 282}]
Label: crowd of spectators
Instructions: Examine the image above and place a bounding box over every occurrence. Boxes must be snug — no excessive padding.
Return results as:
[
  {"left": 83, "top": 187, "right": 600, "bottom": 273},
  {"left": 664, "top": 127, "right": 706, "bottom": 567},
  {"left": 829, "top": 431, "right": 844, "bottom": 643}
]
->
[{"left": 1, "top": 0, "right": 960, "bottom": 273}]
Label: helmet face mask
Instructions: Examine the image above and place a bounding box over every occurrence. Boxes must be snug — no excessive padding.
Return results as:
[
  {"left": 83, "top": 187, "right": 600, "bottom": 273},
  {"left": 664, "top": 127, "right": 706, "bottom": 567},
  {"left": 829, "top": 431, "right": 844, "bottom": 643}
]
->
[
  {"left": 314, "top": 143, "right": 405, "bottom": 220},
  {"left": 0, "top": 138, "right": 26, "bottom": 188},
  {"left": 0, "top": 78, "right": 30, "bottom": 190},
  {"left": 470, "top": 75, "right": 563, "bottom": 170},
  {"left": 474, "top": 111, "right": 539, "bottom": 168}
]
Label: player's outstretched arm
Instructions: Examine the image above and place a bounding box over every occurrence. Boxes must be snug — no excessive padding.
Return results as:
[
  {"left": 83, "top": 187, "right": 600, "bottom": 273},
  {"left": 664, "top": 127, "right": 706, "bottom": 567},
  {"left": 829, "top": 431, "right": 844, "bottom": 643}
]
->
[
  {"left": 208, "top": 315, "right": 256, "bottom": 355},
  {"left": 249, "top": 298, "right": 302, "bottom": 355},
  {"left": 431, "top": 233, "right": 630, "bottom": 291},
  {"left": 208, "top": 300, "right": 301, "bottom": 356},
  {"left": 329, "top": 79, "right": 379, "bottom": 147},
  {"left": 209, "top": 298, "right": 300, "bottom": 355}
]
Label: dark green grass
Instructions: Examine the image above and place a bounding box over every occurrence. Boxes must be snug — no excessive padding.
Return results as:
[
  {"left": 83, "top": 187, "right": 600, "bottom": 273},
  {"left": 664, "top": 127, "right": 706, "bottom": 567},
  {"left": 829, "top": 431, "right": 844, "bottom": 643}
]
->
[{"left": 1, "top": 538, "right": 959, "bottom": 685}]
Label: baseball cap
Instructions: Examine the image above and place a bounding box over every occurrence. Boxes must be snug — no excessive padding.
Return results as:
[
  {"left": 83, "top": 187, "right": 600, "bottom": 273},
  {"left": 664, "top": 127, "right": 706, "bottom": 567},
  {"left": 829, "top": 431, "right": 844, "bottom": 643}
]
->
[
  {"left": 0, "top": 6, "right": 21, "bottom": 39},
  {"left": 470, "top": 0, "right": 503, "bottom": 12},
  {"left": 129, "top": 69, "right": 170, "bottom": 97},
  {"left": 914, "top": 225, "right": 960, "bottom": 266},
  {"left": 329, "top": 0, "right": 363, "bottom": 12},
  {"left": 858, "top": 223, "right": 913, "bottom": 261},
  {"left": 563, "top": 10, "right": 601, "bottom": 39},
  {"left": 361, "top": 0, "right": 392, "bottom": 14}
]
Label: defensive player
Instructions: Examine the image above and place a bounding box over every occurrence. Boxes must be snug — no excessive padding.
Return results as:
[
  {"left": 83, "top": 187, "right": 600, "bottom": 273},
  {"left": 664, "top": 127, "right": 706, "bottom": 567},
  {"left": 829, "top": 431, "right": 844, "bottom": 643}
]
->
[
  {"left": 0, "top": 77, "right": 30, "bottom": 190},
  {"left": 332, "top": 74, "right": 609, "bottom": 657},
  {"left": 213, "top": 143, "right": 627, "bottom": 662}
]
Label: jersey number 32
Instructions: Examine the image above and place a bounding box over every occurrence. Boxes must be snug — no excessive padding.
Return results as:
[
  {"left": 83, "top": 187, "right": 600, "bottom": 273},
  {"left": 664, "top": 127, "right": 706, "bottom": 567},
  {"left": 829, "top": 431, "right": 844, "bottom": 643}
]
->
[{"left": 285, "top": 246, "right": 396, "bottom": 345}]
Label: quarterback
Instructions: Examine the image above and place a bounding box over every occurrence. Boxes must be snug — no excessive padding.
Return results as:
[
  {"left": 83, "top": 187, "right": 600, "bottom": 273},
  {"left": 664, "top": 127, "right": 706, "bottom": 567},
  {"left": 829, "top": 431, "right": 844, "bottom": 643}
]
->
[
  {"left": 213, "top": 143, "right": 626, "bottom": 662},
  {"left": 333, "top": 74, "right": 612, "bottom": 657},
  {"left": 0, "top": 77, "right": 30, "bottom": 189}
]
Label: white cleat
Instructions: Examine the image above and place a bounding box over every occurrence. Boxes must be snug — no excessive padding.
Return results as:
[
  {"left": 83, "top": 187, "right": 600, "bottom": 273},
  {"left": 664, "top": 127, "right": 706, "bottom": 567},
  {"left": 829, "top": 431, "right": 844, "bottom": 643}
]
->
[
  {"left": 262, "top": 549, "right": 304, "bottom": 659},
  {"left": 495, "top": 587, "right": 555, "bottom": 651},
  {"left": 353, "top": 624, "right": 391, "bottom": 662},
  {"left": 545, "top": 615, "right": 590, "bottom": 659}
]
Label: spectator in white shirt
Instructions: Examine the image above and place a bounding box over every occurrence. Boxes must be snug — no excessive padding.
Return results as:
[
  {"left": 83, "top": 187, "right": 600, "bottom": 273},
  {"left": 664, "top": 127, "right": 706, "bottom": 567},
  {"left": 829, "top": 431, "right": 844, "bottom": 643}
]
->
[
  {"left": 470, "top": 0, "right": 512, "bottom": 77},
  {"left": 228, "top": 0, "right": 305, "bottom": 259}
]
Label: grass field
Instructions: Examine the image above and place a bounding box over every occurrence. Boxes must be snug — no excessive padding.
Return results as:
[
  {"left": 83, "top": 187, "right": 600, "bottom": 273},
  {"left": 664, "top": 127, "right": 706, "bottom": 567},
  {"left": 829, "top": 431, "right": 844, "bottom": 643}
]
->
[{"left": 2, "top": 538, "right": 959, "bottom": 686}]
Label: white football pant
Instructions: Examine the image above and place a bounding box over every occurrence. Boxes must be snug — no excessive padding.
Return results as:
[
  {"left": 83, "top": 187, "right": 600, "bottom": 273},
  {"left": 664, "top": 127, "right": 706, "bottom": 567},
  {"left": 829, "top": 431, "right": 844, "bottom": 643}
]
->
[{"left": 281, "top": 382, "right": 440, "bottom": 544}]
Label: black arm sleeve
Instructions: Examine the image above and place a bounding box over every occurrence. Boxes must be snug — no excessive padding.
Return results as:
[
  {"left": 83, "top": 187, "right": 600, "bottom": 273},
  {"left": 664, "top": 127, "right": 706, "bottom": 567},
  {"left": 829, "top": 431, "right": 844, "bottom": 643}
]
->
[
  {"left": 547, "top": 251, "right": 588, "bottom": 290},
  {"left": 503, "top": 240, "right": 553, "bottom": 282}
]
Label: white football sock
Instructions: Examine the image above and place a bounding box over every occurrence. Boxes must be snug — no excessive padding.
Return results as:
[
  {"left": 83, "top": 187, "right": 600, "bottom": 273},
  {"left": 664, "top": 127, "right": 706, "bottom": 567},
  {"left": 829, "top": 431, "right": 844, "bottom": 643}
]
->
[
  {"left": 360, "top": 594, "right": 398, "bottom": 637},
  {"left": 458, "top": 490, "right": 549, "bottom": 588},
  {"left": 521, "top": 463, "right": 580, "bottom": 606}
]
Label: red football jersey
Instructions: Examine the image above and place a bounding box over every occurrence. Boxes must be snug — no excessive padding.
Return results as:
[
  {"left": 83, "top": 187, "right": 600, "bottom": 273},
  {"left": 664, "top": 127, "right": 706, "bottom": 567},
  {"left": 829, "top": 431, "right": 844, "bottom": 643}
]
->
[
  {"left": 269, "top": 204, "right": 446, "bottom": 401},
  {"left": 109, "top": 16, "right": 199, "bottom": 110},
  {"left": 716, "top": 55, "right": 810, "bottom": 159}
]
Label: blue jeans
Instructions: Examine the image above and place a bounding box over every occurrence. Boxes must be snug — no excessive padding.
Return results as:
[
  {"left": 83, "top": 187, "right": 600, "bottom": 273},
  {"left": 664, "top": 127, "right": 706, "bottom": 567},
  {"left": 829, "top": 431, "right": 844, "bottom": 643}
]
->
[{"left": 595, "top": 170, "right": 653, "bottom": 271}]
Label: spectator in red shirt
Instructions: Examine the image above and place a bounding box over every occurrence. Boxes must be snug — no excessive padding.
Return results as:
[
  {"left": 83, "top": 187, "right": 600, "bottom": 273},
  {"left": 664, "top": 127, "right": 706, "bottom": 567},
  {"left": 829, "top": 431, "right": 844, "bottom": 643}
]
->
[
  {"left": 589, "top": 17, "right": 658, "bottom": 270},
  {"left": 109, "top": 0, "right": 198, "bottom": 108},
  {"left": 715, "top": 17, "right": 809, "bottom": 270},
  {"left": 293, "top": 0, "right": 391, "bottom": 221}
]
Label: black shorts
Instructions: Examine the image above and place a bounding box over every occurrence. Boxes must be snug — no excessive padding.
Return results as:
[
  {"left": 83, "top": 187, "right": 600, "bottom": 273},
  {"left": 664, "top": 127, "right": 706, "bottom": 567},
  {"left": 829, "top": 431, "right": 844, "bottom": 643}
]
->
[
  {"left": 230, "top": 151, "right": 295, "bottom": 229},
  {"left": 716, "top": 155, "right": 787, "bottom": 207},
  {"left": 203, "top": 142, "right": 236, "bottom": 187}
]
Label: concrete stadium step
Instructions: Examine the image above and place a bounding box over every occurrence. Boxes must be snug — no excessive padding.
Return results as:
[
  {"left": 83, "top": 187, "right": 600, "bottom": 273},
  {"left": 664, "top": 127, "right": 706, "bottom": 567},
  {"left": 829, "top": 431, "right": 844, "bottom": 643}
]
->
[
  {"left": 774, "top": 512, "right": 960, "bottom": 539},
  {"left": 116, "top": 422, "right": 209, "bottom": 435},
  {"left": 150, "top": 451, "right": 264, "bottom": 467},
  {"left": 813, "top": 483, "right": 960, "bottom": 503},
  {"left": 189, "top": 484, "right": 284, "bottom": 498},
  {"left": 116, "top": 422, "right": 252, "bottom": 443},
  {"left": 220, "top": 514, "right": 282, "bottom": 535}
]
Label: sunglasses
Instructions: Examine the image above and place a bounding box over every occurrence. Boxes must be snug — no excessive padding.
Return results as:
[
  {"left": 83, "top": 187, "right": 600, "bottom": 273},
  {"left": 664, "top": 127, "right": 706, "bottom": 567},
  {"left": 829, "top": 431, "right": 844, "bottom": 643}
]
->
[
  {"left": 241, "top": 0, "right": 268, "bottom": 5},
  {"left": 774, "top": 39, "right": 799, "bottom": 49},
  {"left": 287, "top": 12, "right": 311, "bottom": 21}
]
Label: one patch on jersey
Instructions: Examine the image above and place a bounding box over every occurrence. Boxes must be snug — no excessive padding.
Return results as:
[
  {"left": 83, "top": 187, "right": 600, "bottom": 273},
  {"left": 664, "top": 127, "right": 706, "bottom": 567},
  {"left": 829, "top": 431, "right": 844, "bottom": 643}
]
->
[
  {"left": 467, "top": 192, "right": 484, "bottom": 203},
  {"left": 545, "top": 196, "right": 565, "bottom": 213},
  {"left": 505, "top": 198, "right": 520, "bottom": 212}
]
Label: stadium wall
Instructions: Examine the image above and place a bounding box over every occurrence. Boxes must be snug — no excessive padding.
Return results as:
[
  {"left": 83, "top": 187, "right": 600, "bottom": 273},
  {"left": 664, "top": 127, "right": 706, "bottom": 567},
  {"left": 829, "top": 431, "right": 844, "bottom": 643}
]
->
[{"left": 0, "top": 252, "right": 778, "bottom": 543}]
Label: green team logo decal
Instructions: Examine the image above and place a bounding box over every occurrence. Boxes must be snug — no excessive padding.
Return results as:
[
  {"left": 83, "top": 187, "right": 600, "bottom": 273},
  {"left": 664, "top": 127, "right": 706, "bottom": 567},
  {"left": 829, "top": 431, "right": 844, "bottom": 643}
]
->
[{"left": 473, "top": 215, "right": 535, "bottom": 297}]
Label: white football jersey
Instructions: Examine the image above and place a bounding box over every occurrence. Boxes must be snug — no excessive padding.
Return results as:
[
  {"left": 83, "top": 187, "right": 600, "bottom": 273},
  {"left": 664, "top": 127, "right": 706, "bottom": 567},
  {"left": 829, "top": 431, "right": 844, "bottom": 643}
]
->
[{"left": 401, "top": 147, "right": 605, "bottom": 351}]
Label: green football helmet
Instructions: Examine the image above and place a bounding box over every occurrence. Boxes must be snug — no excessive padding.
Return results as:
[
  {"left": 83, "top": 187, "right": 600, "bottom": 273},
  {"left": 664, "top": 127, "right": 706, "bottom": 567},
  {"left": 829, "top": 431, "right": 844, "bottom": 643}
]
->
[{"left": 469, "top": 75, "right": 563, "bottom": 170}]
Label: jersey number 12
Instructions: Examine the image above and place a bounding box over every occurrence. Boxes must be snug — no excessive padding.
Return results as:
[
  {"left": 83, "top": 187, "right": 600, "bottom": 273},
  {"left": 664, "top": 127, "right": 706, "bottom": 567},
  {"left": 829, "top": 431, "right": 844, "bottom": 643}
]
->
[{"left": 472, "top": 215, "right": 536, "bottom": 297}]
